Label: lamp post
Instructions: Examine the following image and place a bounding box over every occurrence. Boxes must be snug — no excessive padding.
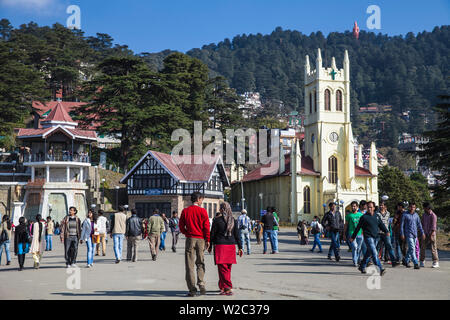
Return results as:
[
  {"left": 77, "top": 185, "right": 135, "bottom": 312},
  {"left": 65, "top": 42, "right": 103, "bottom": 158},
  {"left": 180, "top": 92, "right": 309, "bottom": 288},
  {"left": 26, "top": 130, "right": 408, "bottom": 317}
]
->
[
  {"left": 48, "top": 203, "right": 52, "bottom": 218},
  {"left": 101, "top": 178, "right": 105, "bottom": 209},
  {"left": 124, "top": 204, "right": 129, "bottom": 216},
  {"left": 381, "top": 194, "right": 389, "bottom": 202},
  {"left": 12, "top": 160, "right": 16, "bottom": 182},
  {"left": 339, "top": 199, "right": 345, "bottom": 214},
  {"left": 115, "top": 186, "right": 120, "bottom": 210},
  {"left": 323, "top": 203, "right": 327, "bottom": 215},
  {"left": 91, "top": 203, "right": 96, "bottom": 213},
  {"left": 258, "top": 193, "right": 263, "bottom": 217}
]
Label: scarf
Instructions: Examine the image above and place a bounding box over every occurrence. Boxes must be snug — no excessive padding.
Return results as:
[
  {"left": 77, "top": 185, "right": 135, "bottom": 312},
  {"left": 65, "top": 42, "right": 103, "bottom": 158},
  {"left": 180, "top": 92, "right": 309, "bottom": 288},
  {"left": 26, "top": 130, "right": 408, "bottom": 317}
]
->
[{"left": 220, "top": 201, "right": 234, "bottom": 237}]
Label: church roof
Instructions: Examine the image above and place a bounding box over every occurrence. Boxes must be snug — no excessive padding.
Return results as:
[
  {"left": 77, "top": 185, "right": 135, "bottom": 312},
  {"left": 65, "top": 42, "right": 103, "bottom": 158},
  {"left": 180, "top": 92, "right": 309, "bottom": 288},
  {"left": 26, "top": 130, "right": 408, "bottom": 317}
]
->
[
  {"left": 240, "top": 152, "right": 319, "bottom": 183},
  {"left": 237, "top": 152, "right": 374, "bottom": 183},
  {"left": 41, "top": 101, "right": 74, "bottom": 123}
]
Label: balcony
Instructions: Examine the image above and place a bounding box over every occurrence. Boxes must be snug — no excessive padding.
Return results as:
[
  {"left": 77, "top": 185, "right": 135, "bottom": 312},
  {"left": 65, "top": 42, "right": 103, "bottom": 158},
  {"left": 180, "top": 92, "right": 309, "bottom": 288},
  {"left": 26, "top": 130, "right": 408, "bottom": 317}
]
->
[{"left": 23, "top": 153, "right": 90, "bottom": 166}]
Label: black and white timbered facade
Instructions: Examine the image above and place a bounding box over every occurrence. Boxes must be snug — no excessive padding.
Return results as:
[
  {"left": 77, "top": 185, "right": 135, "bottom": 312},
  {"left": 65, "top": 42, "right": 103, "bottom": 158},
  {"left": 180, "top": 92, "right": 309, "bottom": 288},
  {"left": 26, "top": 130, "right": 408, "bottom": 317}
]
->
[{"left": 120, "top": 150, "right": 229, "bottom": 218}]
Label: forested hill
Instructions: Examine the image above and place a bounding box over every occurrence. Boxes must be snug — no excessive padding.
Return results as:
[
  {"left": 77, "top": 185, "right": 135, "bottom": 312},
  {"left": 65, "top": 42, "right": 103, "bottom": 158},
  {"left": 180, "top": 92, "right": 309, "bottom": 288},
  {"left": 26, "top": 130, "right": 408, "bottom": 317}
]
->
[{"left": 185, "top": 26, "right": 449, "bottom": 126}]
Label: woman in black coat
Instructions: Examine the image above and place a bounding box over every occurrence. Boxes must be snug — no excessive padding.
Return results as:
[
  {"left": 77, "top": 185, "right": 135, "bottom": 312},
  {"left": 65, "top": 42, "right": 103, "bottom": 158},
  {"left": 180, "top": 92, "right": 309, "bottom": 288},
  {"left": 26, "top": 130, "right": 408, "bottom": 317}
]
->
[
  {"left": 208, "top": 201, "right": 243, "bottom": 296},
  {"left": 14, "top": 217, "right": 30, "bottom": 271}
]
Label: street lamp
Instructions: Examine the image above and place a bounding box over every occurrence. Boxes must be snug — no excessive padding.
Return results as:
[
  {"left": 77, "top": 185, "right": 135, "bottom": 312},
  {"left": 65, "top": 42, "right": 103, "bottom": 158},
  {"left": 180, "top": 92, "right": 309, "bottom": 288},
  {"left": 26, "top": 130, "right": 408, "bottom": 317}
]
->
[
  {"left": 322, "top": 203, "right": 327, "bottom": 215},
  {"left": 339, "top": 199, "right": 345, "bottom": 213},
  {"left": 381, "top": 195, "right": 389, "bottom": 202},
  {"left": 12, "top": 160, "right": 16, "bottom": 182},
  {"left": 258, "top": 193, "right": 263, "bottom": 216},
  {"left": 48, "top": 203, "right": 52, "bottom": 218},
  {"left": 115, "top": 186, "right": 120, "bottom": 210},
  {"left": 101, "top": 178, "right": 106, "bottom": 209},
  {"left": 124, "top": 204, "right": 129, "bottom": 215}
]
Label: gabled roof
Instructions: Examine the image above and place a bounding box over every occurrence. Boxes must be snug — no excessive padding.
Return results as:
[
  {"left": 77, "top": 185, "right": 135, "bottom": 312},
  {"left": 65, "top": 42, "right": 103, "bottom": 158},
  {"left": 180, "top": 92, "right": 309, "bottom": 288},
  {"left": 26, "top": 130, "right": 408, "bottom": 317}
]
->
[
  {"left": 355, "top": 165, "right": 374, "bottom": 176},
  {"left": 41, "top": 102, "right": 75, "bottom": 123},
  {"left": 17, "top": 125, "right": 97, "bottom": 141},
  {"left": 120, "top": 150, "right": 229, "bottom": 186}
]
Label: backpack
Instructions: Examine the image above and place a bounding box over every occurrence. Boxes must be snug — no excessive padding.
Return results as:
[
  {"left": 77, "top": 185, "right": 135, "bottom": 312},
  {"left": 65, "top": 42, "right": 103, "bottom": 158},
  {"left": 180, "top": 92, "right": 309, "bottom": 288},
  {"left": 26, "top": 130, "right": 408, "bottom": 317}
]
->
[
  {"left": 311, "top": 223, "right": 320, "bottom": 235},
  {"left": 239, "top": 216, "right": 249, "bottom": 230},
  {"left": 0, "top": 229, "right": 8, "bottom": 243}
]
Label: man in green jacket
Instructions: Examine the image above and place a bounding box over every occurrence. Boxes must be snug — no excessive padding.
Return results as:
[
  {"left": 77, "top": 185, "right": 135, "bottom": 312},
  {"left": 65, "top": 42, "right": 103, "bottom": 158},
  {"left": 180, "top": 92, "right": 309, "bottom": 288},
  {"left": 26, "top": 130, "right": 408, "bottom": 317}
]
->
[
  {"left": 271, "top": 207, "right": 280, "bottom": 253},
  {"left": 147, "top": 209, "right": 165, "bottom": 261}
]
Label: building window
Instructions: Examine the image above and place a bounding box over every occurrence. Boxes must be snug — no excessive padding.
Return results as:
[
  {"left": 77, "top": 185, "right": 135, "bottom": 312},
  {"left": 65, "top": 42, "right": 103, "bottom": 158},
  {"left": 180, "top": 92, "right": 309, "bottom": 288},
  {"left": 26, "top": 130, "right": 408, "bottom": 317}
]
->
[
  {"left": 325, "top": 89, "right": 331, "bottom": 111},
  {"left": 309, "top": 92, "right": 312, "bottom": 113},
  {"left": 314, "top": 91, "right": 317, "bottom": 112},
  {"left": 303, "top": 186, "right": 311, "bottom": 214},
  {"left": 336, "top": 90, "right": 342, "bottom": 111},
  {"left": 328, "top": 156, "right": 338, "bottom": 184}
]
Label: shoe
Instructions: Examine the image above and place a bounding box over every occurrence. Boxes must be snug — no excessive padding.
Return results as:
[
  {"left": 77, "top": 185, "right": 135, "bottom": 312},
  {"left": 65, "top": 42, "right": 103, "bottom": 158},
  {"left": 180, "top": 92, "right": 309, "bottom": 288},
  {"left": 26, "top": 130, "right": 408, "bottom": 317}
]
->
[
  {"left": 414, "top": 264, "right": 420, "bottom": 270},
  {"left": 432, "top": 262, "right": 440, "bottom": 268},
  {"left": 405, "top": 263, "right": 411, "bottom": 268},
  {"left": 318, "top": 251, "right": 323, "bottom": 253},
  {"left": 354, "top": 262, "right": 358, "bottom": 267},
  {"left": 358, "top": 266, "right": 367, "bottom": 274},
  {"left": 309, "top": 249, "right": 314, "bottom": 252},
  {"left": 18, "top": 267, "right": 23, "bottom": 271},
  {"left": 199, "top": 286, "right": 206, "bottom": 295},
  {"left": 225, "top": 290, "right": 233, "bottom": 296},
  {"left": 115, "top": 260, "right": 120, "bottom": 264},
  {"left": 102, "top": 253, "right": 106, "bottom": 256},
  {"left": 368, "top": 262, "right": 373, "bottom": 266},
  {"left": 186, "top": 291, "right": 197, "bottom": 297},
  {"left": 72, "top": 264, "right": 77, "bottom": 268},
  {"left": 172, "top": 248, "right": 176, "bottom": 253},
  {"left": 402, "top": 260, "right": 407, "bottom": 266},
  {"left": 95, "top": 253, "right": 99, "bottom": 256},
  {"left": 6, "top": 261, "right": 10, "bottom": 265},
  {"left": 152, "top": 255, "right": 156, "bottom": 261},
  {"left": 66, "top": 264, "right": 70, "bottom": 268},
  {"left": 380, "top": 269, "right": 386, "bottom": 276},
  {"left": 327, "top": 256, "right": 332, "bottom": 260},
  {"left": 420, "top": 261, "right": 425, "bottom": 268},
  {"left": 335, "top": 256, "right": 341, "bottom": 262},
  {"left": 86, "top": 265, "right": 91, "bottom": 268},
  {"left": 392, "top": 261, "right": 400, "bottom": 267}
]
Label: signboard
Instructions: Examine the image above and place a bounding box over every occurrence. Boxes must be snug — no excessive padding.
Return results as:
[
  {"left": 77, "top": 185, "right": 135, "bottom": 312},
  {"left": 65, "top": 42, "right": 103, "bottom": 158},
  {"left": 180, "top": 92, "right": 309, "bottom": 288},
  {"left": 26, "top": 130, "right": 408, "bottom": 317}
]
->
[{"left": 145, "top": 188, "right": 163, "bottom": 195}]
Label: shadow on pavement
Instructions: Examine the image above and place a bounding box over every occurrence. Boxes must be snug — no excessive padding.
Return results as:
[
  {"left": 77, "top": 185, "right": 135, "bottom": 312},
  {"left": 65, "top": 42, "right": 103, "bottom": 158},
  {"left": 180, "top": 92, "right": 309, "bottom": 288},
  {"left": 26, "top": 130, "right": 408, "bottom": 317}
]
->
[{"left": 51, "top": 290, "right": 220, "bottom": 297}]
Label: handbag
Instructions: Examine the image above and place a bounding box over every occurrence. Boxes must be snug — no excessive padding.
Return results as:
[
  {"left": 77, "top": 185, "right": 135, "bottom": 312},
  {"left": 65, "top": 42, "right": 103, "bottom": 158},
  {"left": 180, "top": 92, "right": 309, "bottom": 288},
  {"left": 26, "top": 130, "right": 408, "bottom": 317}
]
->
[
  {"left": 0, "top": 229, "right": 7, "bottom": 243},
  {"left": 92, "top": 234, "right": 100, "bottom": 244}
]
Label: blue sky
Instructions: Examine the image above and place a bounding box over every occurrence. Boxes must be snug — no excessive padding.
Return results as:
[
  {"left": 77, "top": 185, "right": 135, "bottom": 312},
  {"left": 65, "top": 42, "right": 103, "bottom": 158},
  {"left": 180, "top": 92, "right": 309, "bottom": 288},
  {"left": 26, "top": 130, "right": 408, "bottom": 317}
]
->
[{"left": 1, "top": 0, "right": 449, "bottom": 53}]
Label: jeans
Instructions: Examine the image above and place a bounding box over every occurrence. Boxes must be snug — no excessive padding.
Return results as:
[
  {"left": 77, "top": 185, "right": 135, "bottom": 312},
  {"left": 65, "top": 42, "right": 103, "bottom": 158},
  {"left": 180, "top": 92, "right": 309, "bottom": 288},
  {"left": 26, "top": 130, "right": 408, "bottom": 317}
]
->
[
  {"left": 351, "top": 235, "right": 364, "bottom": 265},
  {"left": 311, "top": 233, "right": 322, "bottom": 252},
  {"left": 159, "top": 231, "right": 167, "bottom": 250},
  {"left": 377, "top": 233, "right": 397, "bottom": 262},
  {"left": 45, "top": 234, "right": 53, "bottom": 250},
  {"left": 0, "top": 240, "right": 11, "bottom": 263},
  {"left": 263, "top": 230, "right": 275, "bottom": 253},
  {"left": 327, "top": 231, "right": 340, "bottom": 258},
  {"left": 393, "top": 235, "right": 403, "bottom": 262},
  {"left": 360, "top": 237, "right": 384, "bottom": 271},
  {"left": 240, "top": 229, "right": 251, "bottom": 254},
  {"left": 113, "top": 233, "right": 124, "bottom": 261},
  {"left": 86, "top": 237, "right": 96, "bottom": 265},
  {"left": 405, "top": 236, "right": 418, "bottom": 265},
  {"left": 272, "top": 229, "right": 279, "bottom": 253}
]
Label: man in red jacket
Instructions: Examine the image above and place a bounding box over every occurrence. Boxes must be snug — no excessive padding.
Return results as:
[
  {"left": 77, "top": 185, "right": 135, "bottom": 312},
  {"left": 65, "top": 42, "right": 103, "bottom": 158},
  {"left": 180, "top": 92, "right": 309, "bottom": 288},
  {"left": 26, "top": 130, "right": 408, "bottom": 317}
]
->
[{"left": 179, "top": 192, "right": 210, "bottom": 297}]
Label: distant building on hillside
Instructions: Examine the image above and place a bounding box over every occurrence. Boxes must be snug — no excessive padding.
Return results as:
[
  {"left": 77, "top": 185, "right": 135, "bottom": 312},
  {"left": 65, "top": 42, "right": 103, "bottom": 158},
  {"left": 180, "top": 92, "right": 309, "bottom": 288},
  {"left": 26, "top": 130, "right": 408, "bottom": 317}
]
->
[
  {"left": 359, "top": 103, "right": 392, "bottom": 113},
  {"left": 239, "top": 92, "right": 262, "bottom": 118}
]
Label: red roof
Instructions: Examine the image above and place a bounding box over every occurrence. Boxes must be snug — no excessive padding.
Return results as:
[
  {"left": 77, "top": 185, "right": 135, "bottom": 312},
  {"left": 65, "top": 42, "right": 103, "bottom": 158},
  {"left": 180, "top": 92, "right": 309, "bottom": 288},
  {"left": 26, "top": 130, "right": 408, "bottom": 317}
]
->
[
  {"left": 355, "top": 165, "right": 374, "bottom": 176},
  {"left": 41, "top": 102, "right": 74, "bottom": 123},
  {"left": 241, "top": 152, "right": 319, "bottom": 183},
  {"left": 17, "top": 126, "right": 97, "bottom": 140},
  {"left": 121, "top": 150, "right": 227, "bottom": 184}
]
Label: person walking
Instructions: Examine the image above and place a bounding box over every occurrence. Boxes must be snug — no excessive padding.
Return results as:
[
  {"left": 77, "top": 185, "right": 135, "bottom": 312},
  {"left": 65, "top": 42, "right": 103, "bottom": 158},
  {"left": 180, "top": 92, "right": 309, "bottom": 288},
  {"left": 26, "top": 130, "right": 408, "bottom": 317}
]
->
[
  {"left": 400, "top": 202, "right": 425, "bottom": 269},
  {"left": 147, "top": 209, "right": 165, "bottom": 261},
  {"left": 179, "top": 192, "right": 211, "bottom": 297},
  {"left": 376, "top": 201, "right": 399, "bottom": 266},
  {"left": 169, "top": 211, "right": 180, "bottom": 252},
  {"left": 96, "top": 210, "right": 108, "bottom": 257},
  {"left": 126, "top": 209, "right": 142, "bottom": 262},
  {"left": 209, "top": 202, "right": 243, "bottom": 296},
  {"left": 322, "top": 202, "right": 343, "bottom": 261},
  {"left": 110, "top": 206, "right": 127, "bottom": 264},
  {"left": 60, "top": 206, "right": 82, "bottom": 268},
  {"left": 297, "top": 220, "right": 309, "bottom": 245},
  {"left": 344, "top": 201, "right": 364, "bottom": 266},
  {"left": 30, "top": 214, "right": 45, "bottom": 269},
  {"left": 44, "top": 216, "right": 54, "bottom": 251},
  {"left": 14, "top": 217, "right": 30, "bottom": 271},
  {"left": 80, "top": 209, "right": 98, "bottom": 268},
  {"left": 237, "top": 209, "right": 251, "bottom": 255},
  {"left": 419, "top": 202, "right": 439, "bottom": 268},
  {"left": 0, "top": 215, "right": 12, "bottom": 265},
  {"left": 271, "top": 207, "right": 280, "bottom": 253},
  {"left": 393, "top": 202, "right": 407, "bottom": 265},
  {"left": 350, "top": 201, "right": 389, "bottom": 276},
  {"left": 254, "top": 220, "right": 262, "bottom": 245},
  {"left": 159, "top": 213, "right": 169, "bottom": 252},
  {"left": 261, "top": 208, "right": 276, "bottom": 254},
  {"left": 309, "top": 216, "right": 323, "bottom": 253}
]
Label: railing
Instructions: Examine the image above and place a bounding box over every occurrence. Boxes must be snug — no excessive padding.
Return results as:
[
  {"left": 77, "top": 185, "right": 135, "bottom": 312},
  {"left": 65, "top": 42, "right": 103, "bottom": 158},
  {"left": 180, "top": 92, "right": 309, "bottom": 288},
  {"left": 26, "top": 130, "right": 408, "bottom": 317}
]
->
[{"left": 24, "top": 153, "right": 90, "bottom": 163}]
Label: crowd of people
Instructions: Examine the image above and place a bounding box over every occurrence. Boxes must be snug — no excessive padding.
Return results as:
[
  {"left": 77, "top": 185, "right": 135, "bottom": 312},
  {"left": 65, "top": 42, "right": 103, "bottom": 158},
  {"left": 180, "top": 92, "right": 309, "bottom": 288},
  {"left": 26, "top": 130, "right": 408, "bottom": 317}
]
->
[{"left": 0, "top": 193, "right": 441, "bottom": 296}]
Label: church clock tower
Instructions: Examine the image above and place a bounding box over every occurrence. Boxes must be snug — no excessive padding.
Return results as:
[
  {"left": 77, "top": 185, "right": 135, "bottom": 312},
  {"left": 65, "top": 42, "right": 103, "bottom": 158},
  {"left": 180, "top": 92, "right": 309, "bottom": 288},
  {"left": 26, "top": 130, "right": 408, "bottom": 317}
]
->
[{"left": 303, "top": 49, "right": 356, "bottom": 194}]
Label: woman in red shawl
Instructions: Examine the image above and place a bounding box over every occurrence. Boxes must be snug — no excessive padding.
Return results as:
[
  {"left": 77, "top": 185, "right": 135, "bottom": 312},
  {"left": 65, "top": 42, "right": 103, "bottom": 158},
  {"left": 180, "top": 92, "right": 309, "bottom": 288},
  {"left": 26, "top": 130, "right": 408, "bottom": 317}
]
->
[{"left": 208, "top": 201, "right": 243, "bottom": 296}]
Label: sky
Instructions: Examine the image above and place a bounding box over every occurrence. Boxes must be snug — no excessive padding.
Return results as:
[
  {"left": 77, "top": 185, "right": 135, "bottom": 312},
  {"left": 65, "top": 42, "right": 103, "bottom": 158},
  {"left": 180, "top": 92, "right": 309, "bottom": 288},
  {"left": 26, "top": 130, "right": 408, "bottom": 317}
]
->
[{"left": 1, "top": 0, "right": 449, "bottom": 54}]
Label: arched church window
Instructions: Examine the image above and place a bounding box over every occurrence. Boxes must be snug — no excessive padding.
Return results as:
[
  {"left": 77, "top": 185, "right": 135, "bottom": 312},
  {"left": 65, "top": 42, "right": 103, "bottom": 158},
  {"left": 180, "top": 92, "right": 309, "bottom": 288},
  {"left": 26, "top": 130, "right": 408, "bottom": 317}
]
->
[
  {"left": 325, "top": 89, "right": 331, "bottom": 111},
  {"left": 303, "top": 186, "right": 311, "bottom": 214},
  {"left": 309, "top": 92, "right": 312, "bottom": 114},
  {"left": 328, "top": 156, "right": 338, "bottom": 184},
  {"left": 336, "top": 90, "right": 343, "bottom": 111},
  {"left": 314, "top": 91, "right": 317, "bottom": 112}
]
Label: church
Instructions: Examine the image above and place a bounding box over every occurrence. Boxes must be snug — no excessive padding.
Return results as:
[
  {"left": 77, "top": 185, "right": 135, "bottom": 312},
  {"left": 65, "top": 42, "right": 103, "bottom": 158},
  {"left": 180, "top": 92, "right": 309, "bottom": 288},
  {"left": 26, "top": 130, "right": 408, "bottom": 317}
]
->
[{"left": 231, "top": 49, "right": 379, "bottom": 222}]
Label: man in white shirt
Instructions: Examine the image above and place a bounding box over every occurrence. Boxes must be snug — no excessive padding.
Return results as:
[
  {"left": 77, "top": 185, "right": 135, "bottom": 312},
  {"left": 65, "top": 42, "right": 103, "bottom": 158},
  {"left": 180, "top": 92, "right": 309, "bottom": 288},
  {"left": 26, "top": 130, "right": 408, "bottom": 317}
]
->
[
  {"left": 96, "top": 210, "right": 108, "bottom": 256},
  {"left": 238, "top": 209, "right": 252, "bottom": 255}
]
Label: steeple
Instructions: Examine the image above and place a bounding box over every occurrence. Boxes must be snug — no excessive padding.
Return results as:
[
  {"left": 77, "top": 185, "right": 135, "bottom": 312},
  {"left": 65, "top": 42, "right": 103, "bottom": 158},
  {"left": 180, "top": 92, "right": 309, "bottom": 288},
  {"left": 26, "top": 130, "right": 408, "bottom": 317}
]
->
[
  {"left": 331, "top": 56, "right": 337, "bottom": 70},
  {"left": 343, "top": 50, "right": 350, "bottom": 81},
  {"left": 369, "top": 141, "right": 378, "bottom": 176},
  {"left": 41, "top": 102, "right": 77, "bottom": 129},
  {"left": 305, "top": 55, "right": 310, "bottom": 78},
  {"left": 316, "top": 48, "right": 322, "bottom": 71}
]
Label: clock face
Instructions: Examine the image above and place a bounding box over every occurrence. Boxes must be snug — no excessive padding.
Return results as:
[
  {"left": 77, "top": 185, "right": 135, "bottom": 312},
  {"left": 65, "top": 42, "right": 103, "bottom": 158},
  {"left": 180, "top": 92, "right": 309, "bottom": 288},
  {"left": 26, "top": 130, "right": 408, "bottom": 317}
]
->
[{"left": 329, "top": 132, "right": 339, "bottom": 142}]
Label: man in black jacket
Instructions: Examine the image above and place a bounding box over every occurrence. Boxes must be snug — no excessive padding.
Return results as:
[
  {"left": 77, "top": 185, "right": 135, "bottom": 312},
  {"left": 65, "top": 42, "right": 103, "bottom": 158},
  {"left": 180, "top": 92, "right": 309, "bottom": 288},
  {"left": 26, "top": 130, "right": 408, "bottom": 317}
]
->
[
  {"left": 321, "top": 202, "right": 343, "bottom": 261},
  {"left": 125, "top": 209, "right": 143, "bottom": 262},
  {"left": 350, "top": 201, "right": 389, "bottom": 276},
  {"left": 261, "top": 208, "right": 276, "bottom": 254}
]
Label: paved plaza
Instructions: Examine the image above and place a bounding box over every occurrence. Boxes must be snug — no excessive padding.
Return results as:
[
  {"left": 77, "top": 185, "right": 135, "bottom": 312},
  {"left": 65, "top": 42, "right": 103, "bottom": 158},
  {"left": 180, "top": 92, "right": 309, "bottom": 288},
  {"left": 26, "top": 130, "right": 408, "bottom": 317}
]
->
[{"left": 0, "top": 228, "right": 449, "bottom": 300}]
